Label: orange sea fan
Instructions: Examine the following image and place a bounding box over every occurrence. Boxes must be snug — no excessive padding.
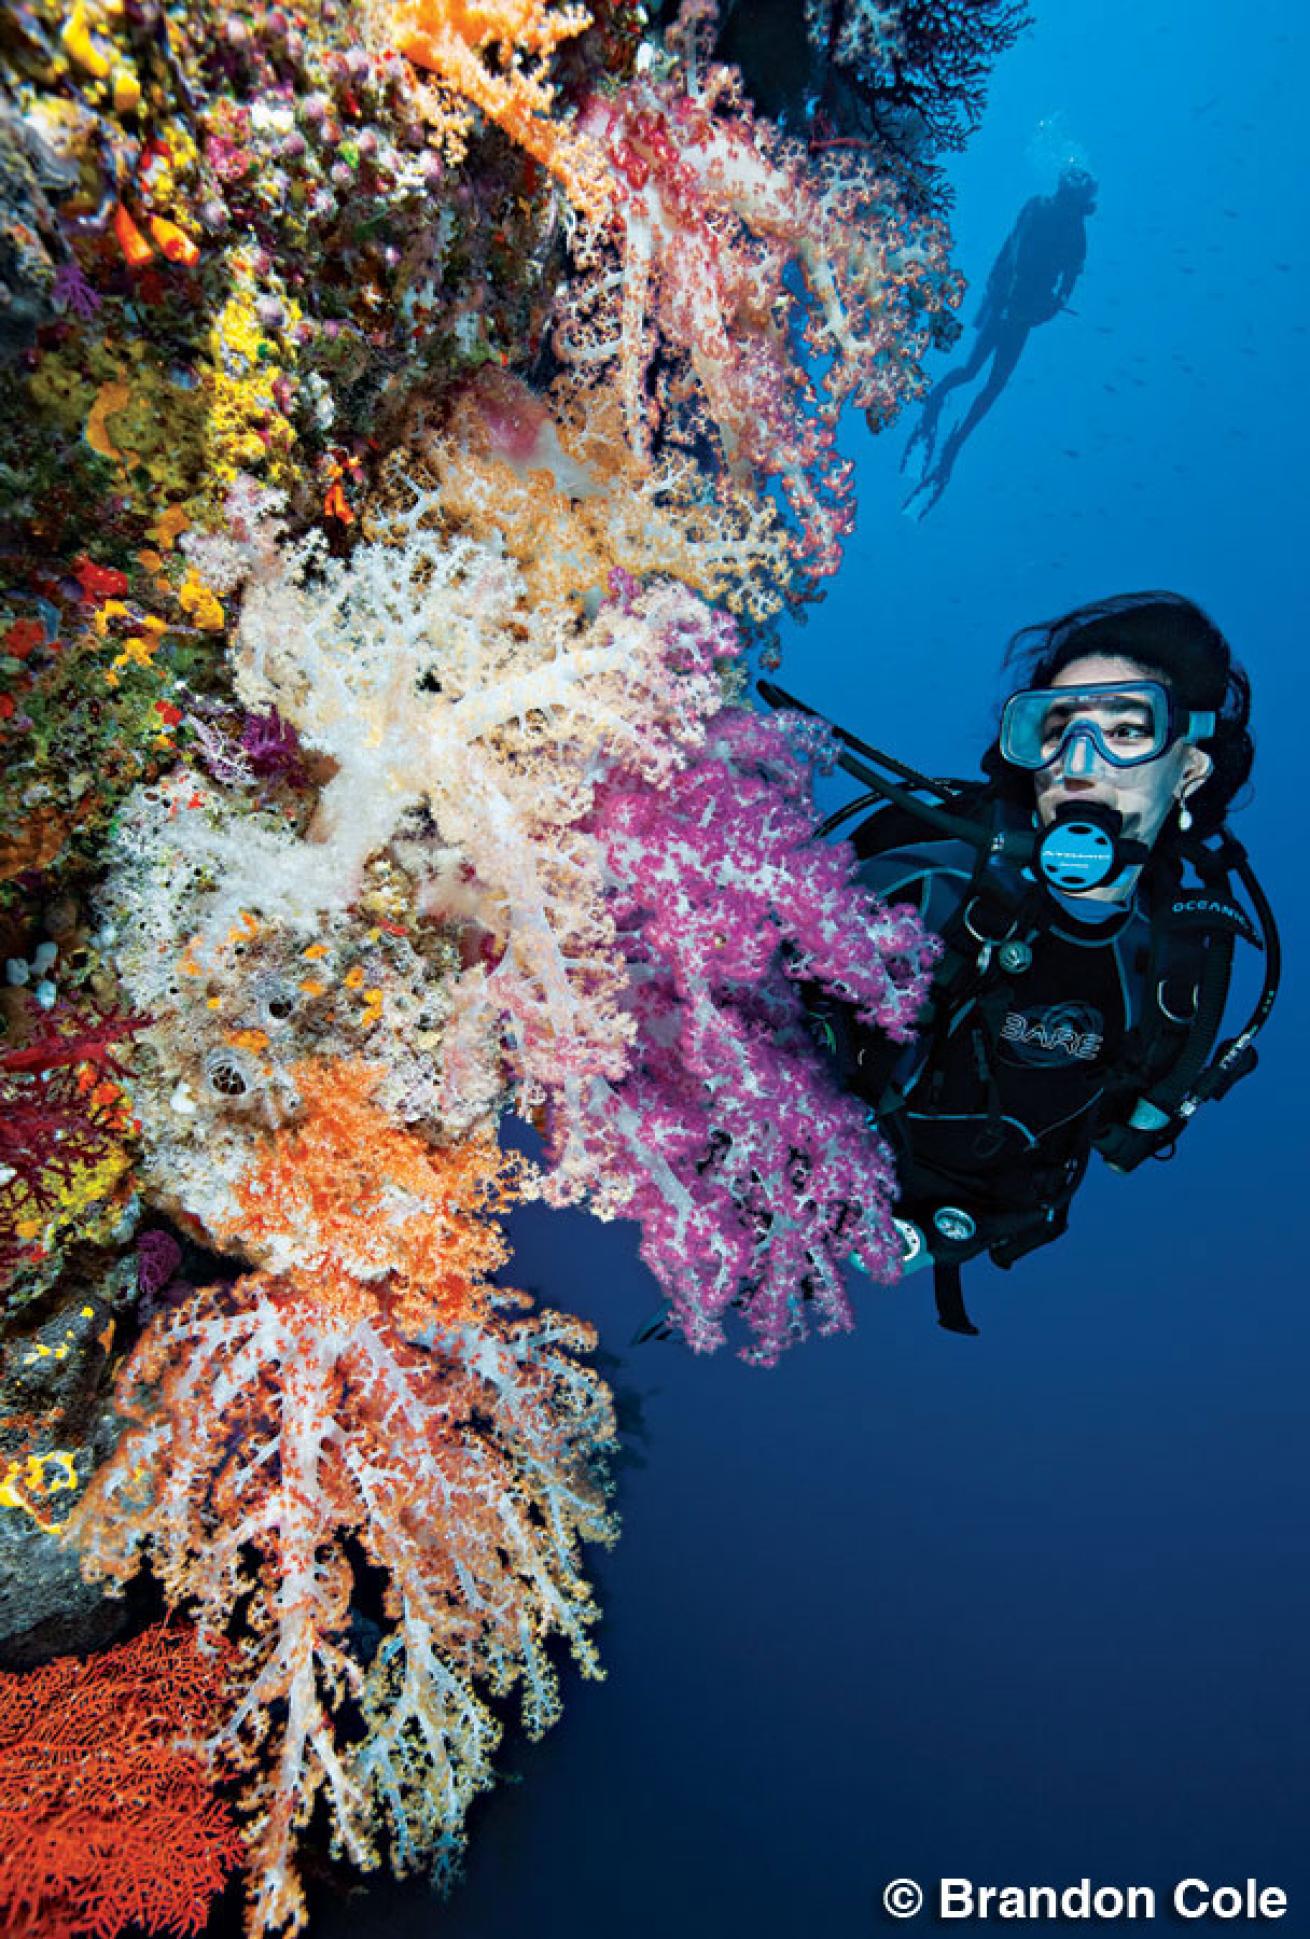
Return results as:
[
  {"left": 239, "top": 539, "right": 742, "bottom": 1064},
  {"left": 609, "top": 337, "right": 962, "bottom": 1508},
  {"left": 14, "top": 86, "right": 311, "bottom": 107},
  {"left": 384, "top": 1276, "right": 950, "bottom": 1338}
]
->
[
  {"left": 222, "top": 1059, "right": 524, "bottom": 1332},
  {"left": 0, "top": 1622, "right": 244, "bottom": 1939}
]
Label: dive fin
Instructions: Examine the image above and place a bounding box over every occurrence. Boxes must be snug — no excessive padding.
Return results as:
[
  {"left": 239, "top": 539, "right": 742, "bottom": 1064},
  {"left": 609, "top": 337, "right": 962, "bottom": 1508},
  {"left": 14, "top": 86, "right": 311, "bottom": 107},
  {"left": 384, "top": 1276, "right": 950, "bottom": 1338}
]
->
[{"left": 631, "top": 1304, "right": 676, "bottom": 1346}]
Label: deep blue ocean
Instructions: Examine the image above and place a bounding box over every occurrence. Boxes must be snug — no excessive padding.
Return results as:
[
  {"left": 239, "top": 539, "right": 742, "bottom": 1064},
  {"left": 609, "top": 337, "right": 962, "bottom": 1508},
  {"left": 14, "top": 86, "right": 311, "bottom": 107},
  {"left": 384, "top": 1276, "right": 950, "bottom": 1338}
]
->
[{"left": 317, "top": 2, "right": 1310, "bottom": 1933}]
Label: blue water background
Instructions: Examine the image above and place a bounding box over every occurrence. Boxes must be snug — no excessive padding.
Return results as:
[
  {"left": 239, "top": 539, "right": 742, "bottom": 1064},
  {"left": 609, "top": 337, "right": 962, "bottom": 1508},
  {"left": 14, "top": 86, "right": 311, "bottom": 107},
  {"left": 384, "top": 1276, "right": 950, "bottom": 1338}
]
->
[{"left": 321, "top": 2, "right": 1309, "bottom": 1932}]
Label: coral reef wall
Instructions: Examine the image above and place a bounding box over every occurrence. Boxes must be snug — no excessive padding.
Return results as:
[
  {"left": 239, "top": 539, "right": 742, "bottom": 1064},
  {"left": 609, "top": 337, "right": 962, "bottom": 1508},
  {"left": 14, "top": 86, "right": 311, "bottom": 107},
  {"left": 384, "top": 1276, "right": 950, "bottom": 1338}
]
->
[{"left": 0, "top": 1, "right": 1017, "bottom": 1932}]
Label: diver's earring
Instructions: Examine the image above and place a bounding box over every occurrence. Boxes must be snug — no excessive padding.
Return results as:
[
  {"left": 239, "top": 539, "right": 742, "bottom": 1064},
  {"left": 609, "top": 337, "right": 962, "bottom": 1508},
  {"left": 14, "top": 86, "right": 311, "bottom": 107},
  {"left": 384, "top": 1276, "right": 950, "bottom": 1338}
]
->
[{"left": 1177, "top": 798, "right": 1193, "bottom": 832}]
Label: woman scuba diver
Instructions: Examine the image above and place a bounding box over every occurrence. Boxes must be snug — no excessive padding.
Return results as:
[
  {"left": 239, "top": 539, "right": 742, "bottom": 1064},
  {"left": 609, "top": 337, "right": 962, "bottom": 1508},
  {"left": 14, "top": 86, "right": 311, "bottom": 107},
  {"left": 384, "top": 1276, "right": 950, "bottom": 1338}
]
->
[{"left": 764, "top": 590, "right": 1277, "bottom": 1335}]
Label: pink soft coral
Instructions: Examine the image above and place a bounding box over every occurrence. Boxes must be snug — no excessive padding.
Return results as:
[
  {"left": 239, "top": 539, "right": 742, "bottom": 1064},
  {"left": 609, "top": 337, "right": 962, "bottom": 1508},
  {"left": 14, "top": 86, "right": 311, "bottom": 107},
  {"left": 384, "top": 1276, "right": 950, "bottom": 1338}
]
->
[
  {"left": 553, "top": 708, "right": 939, "bottom": 1363},
  {"left": 555, "top": 2, "right": 962, "bottom": 582}
]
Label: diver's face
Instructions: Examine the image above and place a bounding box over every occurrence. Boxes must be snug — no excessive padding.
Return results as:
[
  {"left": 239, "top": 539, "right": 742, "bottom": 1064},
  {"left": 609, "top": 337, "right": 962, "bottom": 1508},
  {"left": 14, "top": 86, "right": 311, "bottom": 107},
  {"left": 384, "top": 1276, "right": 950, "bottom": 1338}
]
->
[
  {"left": 1032, "top": 653, "right": 1212, "bottom": 853},
  {"left": 1059, "top": 174, "right": 1098, "bottom": 213}
]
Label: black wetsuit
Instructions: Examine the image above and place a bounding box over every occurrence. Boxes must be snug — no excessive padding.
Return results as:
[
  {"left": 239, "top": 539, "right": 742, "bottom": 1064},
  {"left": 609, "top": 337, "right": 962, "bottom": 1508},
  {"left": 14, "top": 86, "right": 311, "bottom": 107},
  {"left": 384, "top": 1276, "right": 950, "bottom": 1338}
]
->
[
  {"left": 848, "top": 834, "right": 1152, "bottom": 1251},
  {"left": 803, "top": 801, "right": 1204, "bottom": 1280}
]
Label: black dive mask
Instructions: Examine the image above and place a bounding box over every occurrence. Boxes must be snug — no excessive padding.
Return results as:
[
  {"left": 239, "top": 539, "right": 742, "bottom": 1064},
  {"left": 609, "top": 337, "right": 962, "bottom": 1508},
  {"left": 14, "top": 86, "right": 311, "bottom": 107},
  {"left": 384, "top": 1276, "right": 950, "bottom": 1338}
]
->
[{"left": 1035, "top": 801, "right": 1151, "bottom": 895}]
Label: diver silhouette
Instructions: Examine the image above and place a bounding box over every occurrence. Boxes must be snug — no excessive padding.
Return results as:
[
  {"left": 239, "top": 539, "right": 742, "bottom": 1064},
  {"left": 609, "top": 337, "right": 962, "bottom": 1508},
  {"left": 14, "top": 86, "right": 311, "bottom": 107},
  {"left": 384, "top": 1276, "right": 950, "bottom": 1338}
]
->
[{"left": 901, "top": 166, "right": 1098, "bottom": 517}]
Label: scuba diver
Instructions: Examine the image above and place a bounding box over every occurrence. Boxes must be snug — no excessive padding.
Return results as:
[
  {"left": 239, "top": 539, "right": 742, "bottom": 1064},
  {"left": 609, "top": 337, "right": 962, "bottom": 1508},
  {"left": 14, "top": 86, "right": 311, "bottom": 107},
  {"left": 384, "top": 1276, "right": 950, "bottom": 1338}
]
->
[
  {"left": 762, "top": 591, "right": 1277, "bottom": 1336},
  {"left": 901, "top": 167, "right": 1099, "bottom": 518}
]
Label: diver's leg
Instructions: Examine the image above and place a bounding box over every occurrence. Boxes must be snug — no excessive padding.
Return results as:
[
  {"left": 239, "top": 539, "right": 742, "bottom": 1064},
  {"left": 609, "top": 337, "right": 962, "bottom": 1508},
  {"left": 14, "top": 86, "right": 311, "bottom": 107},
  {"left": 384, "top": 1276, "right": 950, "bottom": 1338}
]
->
[
  {"left": 932, "top": 328, "right": 1027, "bottom": 470},
  {"left": 904, "top": 328, "right": 1028, "bottom": 517},
  {"left": 900, "top": 325, "right": 996, "bottom": 473}
]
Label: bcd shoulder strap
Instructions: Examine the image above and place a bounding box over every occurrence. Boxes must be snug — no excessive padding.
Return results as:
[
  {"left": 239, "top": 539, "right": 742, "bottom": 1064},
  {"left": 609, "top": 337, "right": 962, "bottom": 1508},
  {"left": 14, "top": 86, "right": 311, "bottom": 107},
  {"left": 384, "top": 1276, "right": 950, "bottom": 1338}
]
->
[{"left": 1095, "top": 840, "right": 1259, "bottom": 1171}]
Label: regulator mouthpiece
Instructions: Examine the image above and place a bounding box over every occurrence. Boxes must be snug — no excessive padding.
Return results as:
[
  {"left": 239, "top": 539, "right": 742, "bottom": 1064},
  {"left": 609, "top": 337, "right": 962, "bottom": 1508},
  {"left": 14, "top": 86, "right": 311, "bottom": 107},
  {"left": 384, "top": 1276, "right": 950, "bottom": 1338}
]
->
[{"left": 1036, "top": 802, "right": 1149, "bottom": 894}]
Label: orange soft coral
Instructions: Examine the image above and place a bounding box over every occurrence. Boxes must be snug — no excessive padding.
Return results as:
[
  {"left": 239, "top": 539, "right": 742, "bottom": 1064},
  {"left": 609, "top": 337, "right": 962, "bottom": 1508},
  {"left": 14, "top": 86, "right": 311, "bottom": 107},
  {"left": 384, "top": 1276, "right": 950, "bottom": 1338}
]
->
[
  {"left": 221, "top": 1060, "right": 520, "bottom": 1332},
  {"left": 0, "top": 1622, "right": 244, "bottom": 1939},
  {"left": 388, "top": 0, "right": 611, "bottom": 218},
  {"left": 69, "top": 1059, "right": 615, "bottom": 1935}
]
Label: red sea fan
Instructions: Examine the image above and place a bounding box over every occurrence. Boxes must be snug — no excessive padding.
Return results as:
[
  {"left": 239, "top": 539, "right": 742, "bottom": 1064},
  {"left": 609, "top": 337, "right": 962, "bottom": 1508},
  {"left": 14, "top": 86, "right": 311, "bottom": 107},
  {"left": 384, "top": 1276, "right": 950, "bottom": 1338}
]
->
[
  {"left": 0, "top": 1005, "right": 138, "bottom": 1083},
  {"left": 0, "top": 1622, "right": 245, "bottom": 1939}
]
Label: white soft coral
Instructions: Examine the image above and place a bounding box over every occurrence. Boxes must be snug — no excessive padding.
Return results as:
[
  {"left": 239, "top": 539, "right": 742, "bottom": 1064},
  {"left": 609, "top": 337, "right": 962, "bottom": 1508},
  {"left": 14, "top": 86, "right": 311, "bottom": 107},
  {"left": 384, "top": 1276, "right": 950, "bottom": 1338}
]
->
[{"left": 227, "top": 498, "right": 739, "bottom": 1107}]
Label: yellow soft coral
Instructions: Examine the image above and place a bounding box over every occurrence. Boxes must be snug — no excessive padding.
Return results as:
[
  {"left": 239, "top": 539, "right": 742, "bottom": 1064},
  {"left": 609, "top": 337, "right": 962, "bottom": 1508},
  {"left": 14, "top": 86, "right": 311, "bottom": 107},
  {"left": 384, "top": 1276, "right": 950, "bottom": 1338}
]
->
[
  {"left": 392, "top": 368, "right": 794, "bottom": 622},
  {"left": 177, "top": 569, "right": 225, "bottom": 631}
]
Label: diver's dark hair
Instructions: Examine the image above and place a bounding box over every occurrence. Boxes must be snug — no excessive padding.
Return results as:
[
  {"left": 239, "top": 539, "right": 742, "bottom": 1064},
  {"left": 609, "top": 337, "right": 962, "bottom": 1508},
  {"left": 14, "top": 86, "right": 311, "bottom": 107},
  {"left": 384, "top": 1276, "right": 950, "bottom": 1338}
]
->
[{"left": 980, "top": 591, "right": 1254, "bottom": 839}]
